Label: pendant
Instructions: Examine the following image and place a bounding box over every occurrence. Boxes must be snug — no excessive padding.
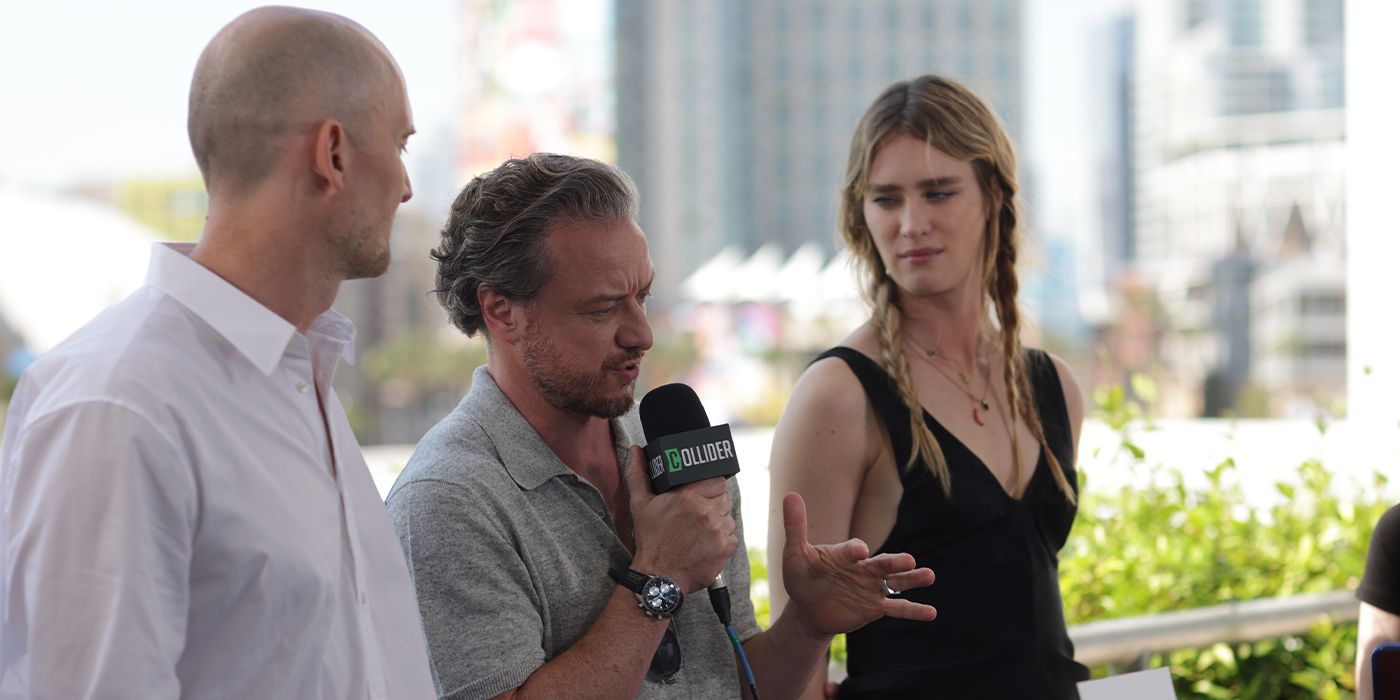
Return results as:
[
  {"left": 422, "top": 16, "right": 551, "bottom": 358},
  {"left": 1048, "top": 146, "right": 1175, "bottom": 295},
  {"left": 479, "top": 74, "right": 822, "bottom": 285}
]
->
[{"left": 973, "top": 407, "right": 985, "bottom": 426}]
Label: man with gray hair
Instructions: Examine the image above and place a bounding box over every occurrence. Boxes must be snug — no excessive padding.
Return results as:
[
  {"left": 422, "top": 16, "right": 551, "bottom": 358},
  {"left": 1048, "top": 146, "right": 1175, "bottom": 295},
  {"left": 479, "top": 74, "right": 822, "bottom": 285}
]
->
[
  {"left": 388, "top": 153, "right": 936, "bottom": 699},
  {"left": 0, "top": 7, "right": 433, "bottom": 697}
]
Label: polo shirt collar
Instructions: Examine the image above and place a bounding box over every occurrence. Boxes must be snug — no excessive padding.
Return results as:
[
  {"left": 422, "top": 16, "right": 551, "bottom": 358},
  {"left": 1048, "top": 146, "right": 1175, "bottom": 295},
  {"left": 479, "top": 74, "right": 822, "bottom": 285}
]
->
[
  {"left": 464, "top": 366, "right": 640, "bottom": 491},
  {"left": 143, "top": 242, "right": 355, "bottom": 375}
]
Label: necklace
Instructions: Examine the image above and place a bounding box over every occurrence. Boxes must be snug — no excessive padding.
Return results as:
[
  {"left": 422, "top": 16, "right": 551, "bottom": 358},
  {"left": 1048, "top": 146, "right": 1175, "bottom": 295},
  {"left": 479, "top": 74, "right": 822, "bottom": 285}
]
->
[
  {"left": 906, "top": 333, "right": 987, "bottom": 384},
  {"left": 907, "top": 338, "right": 992, "bottom": 426}
]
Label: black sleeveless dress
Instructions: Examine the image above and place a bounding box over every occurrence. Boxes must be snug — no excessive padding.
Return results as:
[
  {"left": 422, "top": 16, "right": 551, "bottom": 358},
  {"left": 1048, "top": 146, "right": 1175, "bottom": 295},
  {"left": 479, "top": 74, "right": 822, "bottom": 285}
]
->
[{"left": 816, "top": 347, "right": 1089, "bottom": 699}]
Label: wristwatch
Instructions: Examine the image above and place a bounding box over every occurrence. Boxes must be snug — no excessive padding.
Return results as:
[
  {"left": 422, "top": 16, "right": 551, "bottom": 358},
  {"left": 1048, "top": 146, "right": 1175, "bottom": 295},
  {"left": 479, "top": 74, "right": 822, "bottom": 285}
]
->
[{"left": 612, "top": 567, "right": 684, "bottom": 618}]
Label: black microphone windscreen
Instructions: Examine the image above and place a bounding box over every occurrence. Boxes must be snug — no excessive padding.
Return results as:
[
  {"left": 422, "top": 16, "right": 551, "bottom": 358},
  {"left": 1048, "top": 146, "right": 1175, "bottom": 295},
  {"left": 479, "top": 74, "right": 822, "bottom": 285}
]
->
[{"left": 639, "top": 383, "right": 711, "bottom": 442}]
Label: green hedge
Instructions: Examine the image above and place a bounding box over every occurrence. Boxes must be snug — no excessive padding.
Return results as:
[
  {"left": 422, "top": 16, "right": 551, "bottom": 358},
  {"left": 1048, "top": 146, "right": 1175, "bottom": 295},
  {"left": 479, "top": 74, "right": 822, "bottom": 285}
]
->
[{"left": 1060, "top": 383, "right": 1390, "bottom": 699}]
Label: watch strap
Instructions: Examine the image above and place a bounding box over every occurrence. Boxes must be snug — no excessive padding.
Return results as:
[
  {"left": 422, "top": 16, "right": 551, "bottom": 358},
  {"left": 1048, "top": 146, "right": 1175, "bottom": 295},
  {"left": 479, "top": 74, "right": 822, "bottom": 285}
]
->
[{"left": 611, "top": 566, "right": 651, "bottom": 594}]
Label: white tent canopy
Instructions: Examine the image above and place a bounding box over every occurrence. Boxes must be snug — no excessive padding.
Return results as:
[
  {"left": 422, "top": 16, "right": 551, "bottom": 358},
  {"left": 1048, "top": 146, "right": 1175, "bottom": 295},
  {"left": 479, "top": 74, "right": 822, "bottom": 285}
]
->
[
  {"left": 0, "top": 185, "right": 157, "bottom": 354},
  {"left": 678, "top": 245, "right": 745, "bottom": 304},
  {"left": 724, "top": 243, "right": 785, "bottom": 304},
  {"left": 679, "top": 244, "right": 862, "bottom": 312},
  {"left": 772, "top": 242, "right": 826, "bottom": 305}
]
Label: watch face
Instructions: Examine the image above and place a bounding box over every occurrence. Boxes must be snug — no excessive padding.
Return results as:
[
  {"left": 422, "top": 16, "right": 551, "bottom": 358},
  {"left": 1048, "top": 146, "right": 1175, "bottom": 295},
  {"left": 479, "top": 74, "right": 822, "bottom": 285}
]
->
[{"left": 643, "top": 577, "right": 682, "bottom": 615}]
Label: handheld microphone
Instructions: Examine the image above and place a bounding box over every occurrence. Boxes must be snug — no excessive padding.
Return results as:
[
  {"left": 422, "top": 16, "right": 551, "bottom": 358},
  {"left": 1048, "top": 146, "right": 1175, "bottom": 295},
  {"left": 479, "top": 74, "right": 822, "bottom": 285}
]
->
[
  {"left": 637, "top": 383, "right": 760, "bottom": 699},
  {"left": 637, "top": 383, "right": 739, "bottom": 613},
  {"left": 639, "top": 383, "right": 740, "bottom": 494}
]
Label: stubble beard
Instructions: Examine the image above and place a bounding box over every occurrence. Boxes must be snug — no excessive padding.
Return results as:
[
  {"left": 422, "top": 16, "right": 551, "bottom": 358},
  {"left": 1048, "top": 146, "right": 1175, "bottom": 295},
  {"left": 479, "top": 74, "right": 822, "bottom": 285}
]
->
[
  {"left": 342, "top": 223, "right": 391, "bottom": 280},
  {"left": 522, "top": 324, "right": 639, "bottom": 420},
  {"left": 348, "top": 247, "right": 390, "bottom": 279},
  {"left": 336, "top": 197, "right": 394, "bottom": 280}
]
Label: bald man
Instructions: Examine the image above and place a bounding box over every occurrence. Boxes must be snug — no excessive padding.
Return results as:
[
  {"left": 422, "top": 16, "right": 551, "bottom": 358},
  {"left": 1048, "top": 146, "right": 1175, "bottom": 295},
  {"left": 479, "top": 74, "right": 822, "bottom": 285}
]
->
[{"left": 0, "top": 7, "right": 433, "bottom": 698}]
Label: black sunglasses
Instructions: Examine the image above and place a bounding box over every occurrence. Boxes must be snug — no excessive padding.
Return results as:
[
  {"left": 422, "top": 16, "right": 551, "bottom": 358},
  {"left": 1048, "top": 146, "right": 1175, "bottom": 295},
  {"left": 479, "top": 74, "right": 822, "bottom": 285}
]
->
[{"left": 647, "top": 619, "right": 682, "bottom": 682}]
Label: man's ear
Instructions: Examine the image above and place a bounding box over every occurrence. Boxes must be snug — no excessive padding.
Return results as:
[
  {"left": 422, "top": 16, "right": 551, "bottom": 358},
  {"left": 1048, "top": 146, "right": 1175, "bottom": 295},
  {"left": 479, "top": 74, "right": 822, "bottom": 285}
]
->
[
  {"left": 479, "top": 287, "right": 527, "bottom": 343},
  {"left": 310, "top": 119, "right": 347, "bottom": 194}
]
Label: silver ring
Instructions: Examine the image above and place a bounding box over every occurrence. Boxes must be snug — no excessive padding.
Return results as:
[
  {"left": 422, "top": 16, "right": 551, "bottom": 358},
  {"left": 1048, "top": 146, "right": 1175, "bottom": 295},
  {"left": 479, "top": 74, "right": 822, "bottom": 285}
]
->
[{"left": 881, "top": 578, "right": 901, "bottom": 597}]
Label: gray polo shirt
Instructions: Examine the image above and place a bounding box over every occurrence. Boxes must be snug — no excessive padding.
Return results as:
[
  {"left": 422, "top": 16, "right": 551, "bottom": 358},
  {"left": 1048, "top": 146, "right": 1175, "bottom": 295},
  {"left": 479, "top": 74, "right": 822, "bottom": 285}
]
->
[{"left": 386, "top": 367, "right": 761, "bottom": 700}]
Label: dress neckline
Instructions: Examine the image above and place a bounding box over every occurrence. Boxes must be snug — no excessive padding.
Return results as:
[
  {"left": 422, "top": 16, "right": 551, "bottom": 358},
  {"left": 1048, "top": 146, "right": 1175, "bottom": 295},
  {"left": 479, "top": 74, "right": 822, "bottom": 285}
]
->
[{"left": 915, "top": 402, "right": 1046, "bottom": 503}]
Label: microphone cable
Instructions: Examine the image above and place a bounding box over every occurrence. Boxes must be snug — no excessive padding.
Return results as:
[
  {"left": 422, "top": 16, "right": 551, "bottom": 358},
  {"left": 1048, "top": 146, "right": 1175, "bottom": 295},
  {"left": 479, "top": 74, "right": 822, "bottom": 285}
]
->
[{"left": 709, "top": 576, "right": 761, "bottom": 700}]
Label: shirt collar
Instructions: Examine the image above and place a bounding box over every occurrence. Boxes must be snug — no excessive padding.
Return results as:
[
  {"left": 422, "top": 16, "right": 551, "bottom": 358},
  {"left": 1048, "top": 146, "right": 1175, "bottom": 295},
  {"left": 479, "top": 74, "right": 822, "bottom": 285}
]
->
[
  {"left": 144, "top": 242, "right": 356, "bottom": 375},
  {"left": 463, "top": 366, "right": 641, "bottom": 491}
]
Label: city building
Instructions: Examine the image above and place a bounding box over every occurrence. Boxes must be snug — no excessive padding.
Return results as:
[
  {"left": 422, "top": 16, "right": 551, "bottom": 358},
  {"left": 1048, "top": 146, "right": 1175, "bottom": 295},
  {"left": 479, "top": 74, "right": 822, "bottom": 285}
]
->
[
  {"left": 1132, "top": 0, "right": 1345, "bottom": 415},
  {"left": 616, "top": 0, "right": 1025, "bottom": 305}
]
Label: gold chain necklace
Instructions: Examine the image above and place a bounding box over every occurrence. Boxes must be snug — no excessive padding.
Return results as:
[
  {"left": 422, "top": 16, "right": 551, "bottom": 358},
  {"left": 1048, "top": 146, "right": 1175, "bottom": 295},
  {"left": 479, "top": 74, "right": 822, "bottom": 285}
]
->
[{"left": 906, "top": 338, "right": 992, "bottom": 426}]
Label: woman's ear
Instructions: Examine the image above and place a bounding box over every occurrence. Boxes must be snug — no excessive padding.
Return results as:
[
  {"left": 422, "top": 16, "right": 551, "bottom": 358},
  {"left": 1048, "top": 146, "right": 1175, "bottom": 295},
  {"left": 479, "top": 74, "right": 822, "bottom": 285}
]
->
[{"left": 987, "top": 181, "right": 1005, "bottom": 221}]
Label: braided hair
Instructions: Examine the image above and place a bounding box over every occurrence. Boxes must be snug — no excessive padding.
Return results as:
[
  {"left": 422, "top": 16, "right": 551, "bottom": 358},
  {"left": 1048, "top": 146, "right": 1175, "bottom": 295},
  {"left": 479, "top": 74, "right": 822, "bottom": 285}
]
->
[{"left": 837, "top": 75, "right": 1075, "bottom": 502}]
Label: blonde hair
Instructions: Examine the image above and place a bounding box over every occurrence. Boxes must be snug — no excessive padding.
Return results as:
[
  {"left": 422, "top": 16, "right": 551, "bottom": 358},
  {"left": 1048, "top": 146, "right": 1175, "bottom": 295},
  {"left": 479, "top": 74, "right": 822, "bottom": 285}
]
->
[{"left": 838, "top": 75, "right": 1075, "bottom": 503}]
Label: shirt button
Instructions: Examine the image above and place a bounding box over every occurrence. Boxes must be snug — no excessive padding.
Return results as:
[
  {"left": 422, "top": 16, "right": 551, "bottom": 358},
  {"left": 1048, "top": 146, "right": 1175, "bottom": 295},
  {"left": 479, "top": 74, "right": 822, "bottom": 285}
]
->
[{"left": 296, "top": 380, "right": 310, "bottom": 394}]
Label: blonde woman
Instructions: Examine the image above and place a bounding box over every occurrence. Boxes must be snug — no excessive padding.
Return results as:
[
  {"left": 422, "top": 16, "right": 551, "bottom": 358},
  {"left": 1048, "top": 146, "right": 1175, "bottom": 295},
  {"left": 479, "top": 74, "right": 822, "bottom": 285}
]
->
[{"left": 767, "top": 76, "right": 1089, "bottom": 698}]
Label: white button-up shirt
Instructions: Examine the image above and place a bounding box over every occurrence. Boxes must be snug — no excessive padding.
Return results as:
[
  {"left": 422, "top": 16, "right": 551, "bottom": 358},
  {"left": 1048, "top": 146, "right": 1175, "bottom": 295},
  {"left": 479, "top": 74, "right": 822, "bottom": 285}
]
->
[{"left": 0, "top": 243, "right": 434, "bottom": 699}]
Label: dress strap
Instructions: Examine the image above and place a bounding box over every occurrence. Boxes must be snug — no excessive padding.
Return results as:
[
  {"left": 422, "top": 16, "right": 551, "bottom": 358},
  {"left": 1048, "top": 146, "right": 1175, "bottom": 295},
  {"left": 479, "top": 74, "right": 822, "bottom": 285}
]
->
[
  {"left": 812, "top": 347, "right": 915, "bottom": 473},
  {"left": 1024, "top": 348, "right": 1073, "bottom": 477},
  {"left": 1024, "top": 350, "right": 1063, "bottom": 425}
]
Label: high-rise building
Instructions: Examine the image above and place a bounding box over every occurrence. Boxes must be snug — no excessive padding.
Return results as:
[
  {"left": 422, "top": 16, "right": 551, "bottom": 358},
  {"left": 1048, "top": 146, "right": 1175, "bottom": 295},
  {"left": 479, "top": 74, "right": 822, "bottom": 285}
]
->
[
  {"left": 616, "top": 0, "right": 1025, "bottom": 303},
  {"left": 1099, "top": 14, "right": 1138, "bottom": 285},
  {"left": 1082, "top": 12, "right": 1147, "bottom": 394},
  {"left": 615, "top": 0, "right": 756, "bottom": 307},
  {"left": 1132, "top": 0, "right": 1345, "bottom": 415}
]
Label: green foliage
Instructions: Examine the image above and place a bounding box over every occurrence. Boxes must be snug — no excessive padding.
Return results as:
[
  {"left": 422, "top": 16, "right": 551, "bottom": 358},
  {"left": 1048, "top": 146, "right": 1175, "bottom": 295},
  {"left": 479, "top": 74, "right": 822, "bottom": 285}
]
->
[
  {"left": 351, "top": 331, "right": 487, "bottom": 440},
  {"left": 1093, "top": 375, "right": 1156, "bottom": 432},
  {"left": 1062, "top": 376, "right": 1391, "bottom": 699},
  {"left": 749, "top": 548, "right": 770, "bottom": 627},
  {"left": 360, "top": 330, "right": 486, "bottom": 390},
  {"left": 114, "top": 177, "right": 208, "bottom": 242}
]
